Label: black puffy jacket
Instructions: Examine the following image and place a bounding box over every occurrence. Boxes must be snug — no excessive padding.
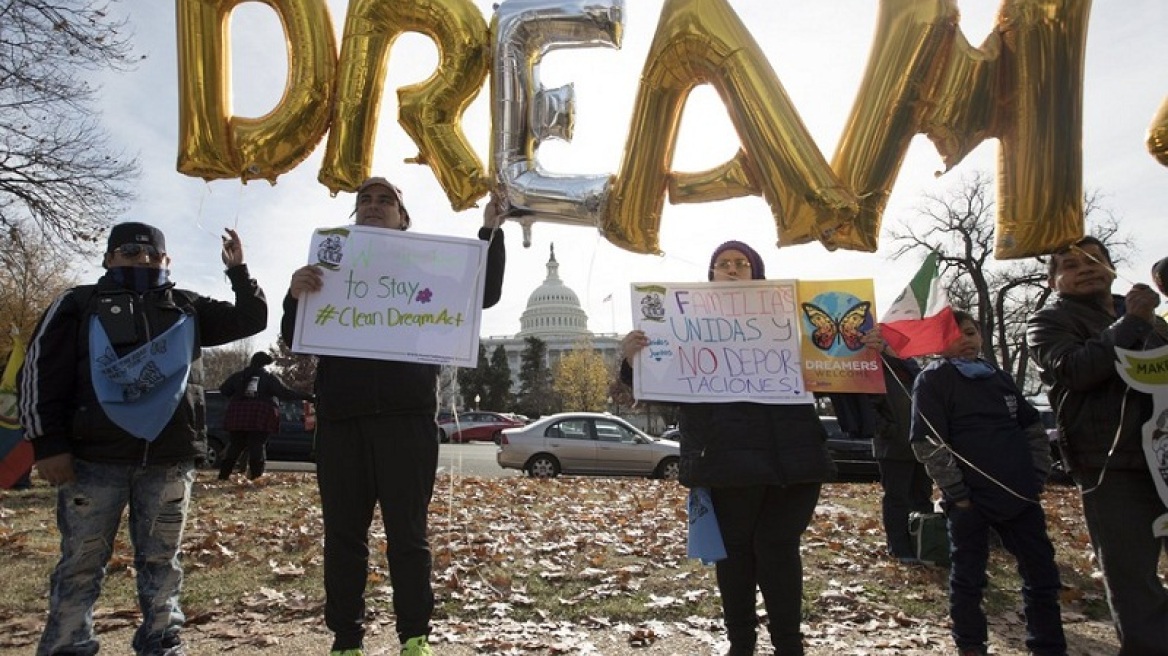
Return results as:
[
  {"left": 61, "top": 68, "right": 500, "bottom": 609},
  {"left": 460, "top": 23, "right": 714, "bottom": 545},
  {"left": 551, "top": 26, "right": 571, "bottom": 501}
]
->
[
  {"left": 676, "top": 401, "right": 836, "bottom": 488},
  {"left": 20, "top": 265, "right": 268, "bottom": 464},
  {"left": 620, "top": 360, "right": 835, "bottom": 488},
  {"left": 1027, "top": 293, "right": 1168, "bottom": 472}
]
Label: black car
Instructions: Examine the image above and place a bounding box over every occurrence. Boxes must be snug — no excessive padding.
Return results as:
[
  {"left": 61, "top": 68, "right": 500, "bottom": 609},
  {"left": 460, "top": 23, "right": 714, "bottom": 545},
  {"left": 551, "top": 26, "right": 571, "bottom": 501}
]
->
[
  {"left": 648, "top": 419, "right": 882, "bottom": 483},
  {"left": 203, "top": 391, "right": 316, "bottom": 468},
  {"left": 820, "top": 416, "right": 881, "bottom": 482}
]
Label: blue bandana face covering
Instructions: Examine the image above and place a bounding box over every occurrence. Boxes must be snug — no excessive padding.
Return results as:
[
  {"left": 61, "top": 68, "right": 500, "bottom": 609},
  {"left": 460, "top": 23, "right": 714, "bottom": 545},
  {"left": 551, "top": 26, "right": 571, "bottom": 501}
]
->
[
  {"left": 949, "top": 357, "right": 996, "bottom": 379},
  {"left": 108, "top": 266, "right": 171, "bottom": 293},
  {"left": 89, "top": 315, "right": 195, "bottom": 441}
]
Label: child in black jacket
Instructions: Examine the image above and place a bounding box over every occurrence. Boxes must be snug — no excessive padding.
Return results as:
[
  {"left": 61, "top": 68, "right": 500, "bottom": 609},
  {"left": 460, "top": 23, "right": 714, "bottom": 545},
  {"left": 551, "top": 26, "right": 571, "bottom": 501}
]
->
[{"left": 911, "top": 310, "right": 1066, "bottom": 656}]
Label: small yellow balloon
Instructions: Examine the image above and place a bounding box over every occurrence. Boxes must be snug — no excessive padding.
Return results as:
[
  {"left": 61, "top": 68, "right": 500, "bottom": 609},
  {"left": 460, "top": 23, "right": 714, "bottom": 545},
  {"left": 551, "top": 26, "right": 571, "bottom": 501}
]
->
[
  {"left": 1148, "top": 96, "right": 1168, "bottom": 168},
  {"left": 175, "top": 0, "right": 337, "bottom": 184},
  {"left": 318, "top": 0, "right": 489, "bottom": 209},
  {"left": 603, "top": 0, "right": 856, "bottom": 255}
]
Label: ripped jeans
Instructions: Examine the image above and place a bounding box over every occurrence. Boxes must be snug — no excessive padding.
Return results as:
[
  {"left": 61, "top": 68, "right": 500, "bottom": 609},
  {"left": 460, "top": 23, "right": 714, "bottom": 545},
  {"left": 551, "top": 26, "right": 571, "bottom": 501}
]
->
[{"left": 37, "top": 459, "right": 194, "bottom": 656}]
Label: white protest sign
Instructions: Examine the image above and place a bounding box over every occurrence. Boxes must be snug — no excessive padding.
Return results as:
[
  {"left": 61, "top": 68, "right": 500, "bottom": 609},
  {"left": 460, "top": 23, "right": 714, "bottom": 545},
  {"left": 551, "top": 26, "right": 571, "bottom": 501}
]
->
[
  {"left": 630, "top": 280, "right": 809, "bottom": 404},
  {"left": 1114, "top": 345, "right": 1168, "bottom": 538},
  {"left": 292, "top": 226, "right": 487, "bottom": 366}
]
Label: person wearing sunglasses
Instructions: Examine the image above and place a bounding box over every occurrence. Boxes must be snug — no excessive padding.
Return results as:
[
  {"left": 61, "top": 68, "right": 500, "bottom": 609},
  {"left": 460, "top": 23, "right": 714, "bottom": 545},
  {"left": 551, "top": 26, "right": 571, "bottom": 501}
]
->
[{"left": 19, "top": 221, "right": 268, "bottom": 655}]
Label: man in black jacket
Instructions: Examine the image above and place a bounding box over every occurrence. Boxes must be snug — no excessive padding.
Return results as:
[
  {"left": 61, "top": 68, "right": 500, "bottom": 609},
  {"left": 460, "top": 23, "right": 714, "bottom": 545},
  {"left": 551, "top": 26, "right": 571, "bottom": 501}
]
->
[
  {"left": 1027, "top": 236, "right": 1168, "bottom": 655},
  {"left": 870, "top": 353, "right": 933, "bottom": 562},
  {"left": 20, "top": 221, "right": 267, "bottom": 655},
  {"left": 282, "top": 178, "right": 506, "bottom": 656},
  {"left": 217, "top": 351, "right": 313, "bottom": 481}
]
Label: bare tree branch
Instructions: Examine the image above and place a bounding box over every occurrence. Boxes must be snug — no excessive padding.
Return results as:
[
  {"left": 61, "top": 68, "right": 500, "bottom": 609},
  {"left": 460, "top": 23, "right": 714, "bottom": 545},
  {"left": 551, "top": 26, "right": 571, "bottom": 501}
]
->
[
  {"left": 889, "top": 172, "right": 1133, "bottom": 394},
  {"left": 0, "top": 1, "right": 142, "bottom": 254}
]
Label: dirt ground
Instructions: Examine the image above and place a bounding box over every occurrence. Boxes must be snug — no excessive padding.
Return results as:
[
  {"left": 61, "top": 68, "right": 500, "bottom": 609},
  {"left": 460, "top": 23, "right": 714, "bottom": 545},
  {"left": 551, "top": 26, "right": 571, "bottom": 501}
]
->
[{"left": 0, "top": 611, "right": 1119, "bottom": 655}]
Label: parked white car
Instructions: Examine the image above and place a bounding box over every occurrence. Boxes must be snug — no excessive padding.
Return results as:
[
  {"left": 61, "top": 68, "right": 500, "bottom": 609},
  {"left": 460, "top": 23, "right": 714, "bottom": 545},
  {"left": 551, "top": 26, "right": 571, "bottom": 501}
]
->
[{"left": 497, "top": 412, "right": 680, "bottom": 479}]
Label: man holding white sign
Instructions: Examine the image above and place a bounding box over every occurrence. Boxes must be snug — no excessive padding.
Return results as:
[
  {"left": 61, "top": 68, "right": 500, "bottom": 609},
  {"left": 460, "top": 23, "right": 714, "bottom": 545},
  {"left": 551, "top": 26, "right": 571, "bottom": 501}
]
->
[{"left": 281, "top": 178, "right": 506, "bottom": 656}]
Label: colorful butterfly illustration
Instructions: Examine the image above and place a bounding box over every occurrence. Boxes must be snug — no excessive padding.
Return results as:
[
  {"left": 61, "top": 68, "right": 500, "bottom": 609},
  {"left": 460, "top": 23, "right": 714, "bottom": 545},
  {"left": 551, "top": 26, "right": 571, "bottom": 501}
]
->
[{"left": 801, "top": 301, "right": 872, "bottom": 351}]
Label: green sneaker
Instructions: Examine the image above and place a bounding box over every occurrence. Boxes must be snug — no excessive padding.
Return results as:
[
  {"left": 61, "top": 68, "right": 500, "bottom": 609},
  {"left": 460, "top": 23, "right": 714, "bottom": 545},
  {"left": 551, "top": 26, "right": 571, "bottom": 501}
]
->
[
  {"left": 329, "top": 650, "right": 365, "bottom": 656},
  {"left": 400, "top": 635, "right": 433, "bottom": 656}
]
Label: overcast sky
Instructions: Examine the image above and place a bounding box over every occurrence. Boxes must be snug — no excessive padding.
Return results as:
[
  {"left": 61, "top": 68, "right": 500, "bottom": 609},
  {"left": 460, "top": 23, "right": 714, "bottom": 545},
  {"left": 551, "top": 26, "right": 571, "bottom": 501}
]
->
[{"left": 85, "top": 1, "right": 1168, "bottom": 350}]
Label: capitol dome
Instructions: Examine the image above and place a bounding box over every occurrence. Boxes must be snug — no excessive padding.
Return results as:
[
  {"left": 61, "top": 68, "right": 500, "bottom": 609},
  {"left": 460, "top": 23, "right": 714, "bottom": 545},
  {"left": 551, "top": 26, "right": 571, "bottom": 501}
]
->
[{"left": 518, "top": 244, "right": 591, "bottom": 338}]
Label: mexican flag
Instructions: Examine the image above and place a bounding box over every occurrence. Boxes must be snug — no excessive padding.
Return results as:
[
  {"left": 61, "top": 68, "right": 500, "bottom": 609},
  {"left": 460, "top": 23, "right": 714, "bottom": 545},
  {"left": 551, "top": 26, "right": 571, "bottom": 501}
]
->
[
  {"left": 880, "top": 252, "right": 960, "bottom": 358},
  {"left": 1, "top": 336, "right": 33, "bottom": 488}
]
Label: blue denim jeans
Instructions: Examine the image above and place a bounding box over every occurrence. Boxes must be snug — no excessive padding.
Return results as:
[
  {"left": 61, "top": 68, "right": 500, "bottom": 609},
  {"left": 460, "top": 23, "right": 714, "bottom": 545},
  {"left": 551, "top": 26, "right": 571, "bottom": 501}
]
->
[{"left": 37, "top": 458, "right": 194, "bottom": 656}]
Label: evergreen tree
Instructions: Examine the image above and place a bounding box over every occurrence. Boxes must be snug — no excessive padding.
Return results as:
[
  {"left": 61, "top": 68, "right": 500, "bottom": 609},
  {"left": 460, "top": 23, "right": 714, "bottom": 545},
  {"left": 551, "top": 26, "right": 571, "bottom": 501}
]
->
[
  {"left": 457, "top": 343, "right": 489, "bottom": 409},
  {"left": 516, "top": 336, "right": 555, "bottom": 418},
  {"left": 485, "top": 344, "right": 513, "bottom": 410},
  {"left": 268, "top": 339, "right": 317, "bottom": 393}
]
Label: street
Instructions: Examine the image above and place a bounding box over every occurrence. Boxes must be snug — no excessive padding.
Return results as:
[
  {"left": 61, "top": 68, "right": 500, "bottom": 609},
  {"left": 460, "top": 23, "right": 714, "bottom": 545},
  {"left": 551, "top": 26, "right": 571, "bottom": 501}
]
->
[{"left": 266, "top": 442, "right": 515, "bottom": 478}]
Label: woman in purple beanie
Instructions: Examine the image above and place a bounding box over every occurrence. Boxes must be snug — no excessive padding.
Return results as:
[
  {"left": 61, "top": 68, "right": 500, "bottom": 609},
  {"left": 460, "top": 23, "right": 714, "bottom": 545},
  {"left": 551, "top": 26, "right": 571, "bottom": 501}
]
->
[{"left": 621, "top": 240, "right": 835, "bottom": 656}]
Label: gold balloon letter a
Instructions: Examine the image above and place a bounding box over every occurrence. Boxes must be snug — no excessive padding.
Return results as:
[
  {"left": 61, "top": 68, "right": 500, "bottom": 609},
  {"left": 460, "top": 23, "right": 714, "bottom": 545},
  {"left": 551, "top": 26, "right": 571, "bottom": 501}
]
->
[
  {"left": 318, "top": 0, "right": 489, "bottom": 209},
  {"left": 603, "top": 0, "right": 858, "bottom": 255},
  {"left": 175, "top": 0, "right": 337, "bottom": 184}
]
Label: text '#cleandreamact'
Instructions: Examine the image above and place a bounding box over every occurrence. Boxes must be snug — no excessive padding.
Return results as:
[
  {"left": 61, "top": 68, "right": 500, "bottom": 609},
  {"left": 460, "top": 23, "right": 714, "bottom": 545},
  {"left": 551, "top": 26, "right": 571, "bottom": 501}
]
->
[{"left": 313, "top": 303, "right": 465, "bottom": 329}]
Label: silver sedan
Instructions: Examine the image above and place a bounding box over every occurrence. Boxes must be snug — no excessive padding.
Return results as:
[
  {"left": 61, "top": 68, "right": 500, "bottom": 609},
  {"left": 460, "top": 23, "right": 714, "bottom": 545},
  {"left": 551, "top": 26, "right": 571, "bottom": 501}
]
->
[{"left": 497, "top": 412, "right": 680, "bottom": 480}]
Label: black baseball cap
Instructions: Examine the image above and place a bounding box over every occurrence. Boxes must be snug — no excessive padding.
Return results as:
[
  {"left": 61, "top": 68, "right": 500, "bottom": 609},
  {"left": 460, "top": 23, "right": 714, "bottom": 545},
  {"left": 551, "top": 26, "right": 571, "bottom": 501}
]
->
[{"left": 107, "top": 222, "right": 166, "bottom": 254}]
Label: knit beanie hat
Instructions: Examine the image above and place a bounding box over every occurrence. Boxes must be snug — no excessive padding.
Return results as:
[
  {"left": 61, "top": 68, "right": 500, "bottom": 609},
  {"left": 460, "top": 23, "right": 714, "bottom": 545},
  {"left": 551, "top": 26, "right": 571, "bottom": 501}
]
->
[{"left": 708, "top": 240, "right": 766, "bottom": 281}]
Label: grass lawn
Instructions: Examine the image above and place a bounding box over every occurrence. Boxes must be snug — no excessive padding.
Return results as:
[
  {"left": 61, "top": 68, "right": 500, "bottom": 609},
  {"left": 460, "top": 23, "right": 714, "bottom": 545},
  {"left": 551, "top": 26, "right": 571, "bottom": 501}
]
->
[{"left": 0, "top": 473, "right": 1131, "bottom": 652}]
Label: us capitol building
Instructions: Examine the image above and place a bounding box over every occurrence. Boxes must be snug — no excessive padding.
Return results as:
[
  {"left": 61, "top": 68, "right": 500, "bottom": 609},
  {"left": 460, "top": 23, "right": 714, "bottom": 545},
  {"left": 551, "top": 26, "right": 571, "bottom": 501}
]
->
[{"left": 479, "top": 244, "right": 622, "bottom": 392}]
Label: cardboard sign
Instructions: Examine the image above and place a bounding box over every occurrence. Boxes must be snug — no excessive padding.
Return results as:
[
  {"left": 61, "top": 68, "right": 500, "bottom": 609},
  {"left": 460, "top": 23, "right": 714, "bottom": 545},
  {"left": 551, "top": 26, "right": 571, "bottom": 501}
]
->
[
  {"left": 292, "top": 226, "right": 487, "bottom": 366},
  {"left": 796, "top": 278, "right": 885, "bottom": 394},
  {"left": 629, "top": 279, "right": 883, "bottom": 404}
]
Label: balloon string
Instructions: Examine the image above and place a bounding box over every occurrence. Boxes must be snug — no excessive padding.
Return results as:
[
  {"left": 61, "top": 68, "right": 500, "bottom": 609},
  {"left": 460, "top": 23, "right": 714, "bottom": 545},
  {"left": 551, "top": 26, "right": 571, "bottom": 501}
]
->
[
  {"left": 192, "top": 184, "right": 220, "bottom": 241},
  {"left": 232, "top": 182, "right": 243, "bottom": 232},
  {"left": 1071, "top": 244, "right": 1137, "bottom": 287},
  {"left": 193, "top": 183, "right": 246, "bottom": 244}
]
